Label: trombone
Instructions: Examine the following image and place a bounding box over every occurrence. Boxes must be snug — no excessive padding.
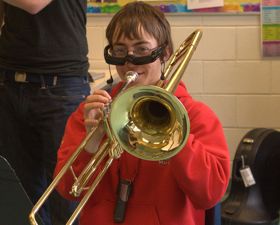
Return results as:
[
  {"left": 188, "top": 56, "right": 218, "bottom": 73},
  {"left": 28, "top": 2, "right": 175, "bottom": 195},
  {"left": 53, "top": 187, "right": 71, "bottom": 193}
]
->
[{"left": 29, "top": 29, "right": 202, "bottom": 225}]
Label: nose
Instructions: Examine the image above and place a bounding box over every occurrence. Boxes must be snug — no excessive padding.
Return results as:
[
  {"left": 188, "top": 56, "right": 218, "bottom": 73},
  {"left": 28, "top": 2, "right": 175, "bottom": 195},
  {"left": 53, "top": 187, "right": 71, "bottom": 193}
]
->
[{"left": 127, "top": 50, "right": 134, "bottom": 56}]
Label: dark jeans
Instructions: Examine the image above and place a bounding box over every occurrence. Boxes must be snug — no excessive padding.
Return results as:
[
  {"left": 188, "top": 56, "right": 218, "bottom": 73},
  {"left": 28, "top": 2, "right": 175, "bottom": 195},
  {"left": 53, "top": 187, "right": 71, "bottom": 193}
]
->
[{"left": 0, "top": 70, "right": 90, "bottom": 225}]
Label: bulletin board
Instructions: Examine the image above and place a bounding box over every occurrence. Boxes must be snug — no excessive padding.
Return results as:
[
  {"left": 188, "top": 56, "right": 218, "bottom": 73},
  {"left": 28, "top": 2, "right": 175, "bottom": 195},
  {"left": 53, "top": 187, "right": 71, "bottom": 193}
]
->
[
  {"left": 261, "top": 0, "right": 280, "bottom": 57},
  {"left": 87, "top": 0, "right": 261, "bottom": 14}
]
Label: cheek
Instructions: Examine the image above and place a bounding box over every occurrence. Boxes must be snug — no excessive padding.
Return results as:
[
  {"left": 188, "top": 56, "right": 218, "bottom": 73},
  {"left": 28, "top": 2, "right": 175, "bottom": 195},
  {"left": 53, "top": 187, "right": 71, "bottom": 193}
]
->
[
  {"left": 147, "top": 63, "right": 161, "bottom": 80},
  {"left": 116, "top": 67, "right": 125, "bottom": 80}
]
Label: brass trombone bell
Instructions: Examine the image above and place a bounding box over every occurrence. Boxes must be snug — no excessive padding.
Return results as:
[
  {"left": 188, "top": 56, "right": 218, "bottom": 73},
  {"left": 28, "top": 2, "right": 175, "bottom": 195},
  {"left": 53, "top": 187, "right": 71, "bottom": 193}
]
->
[{"left": 110, "top": 85, "right": 190, "bottom": 160}]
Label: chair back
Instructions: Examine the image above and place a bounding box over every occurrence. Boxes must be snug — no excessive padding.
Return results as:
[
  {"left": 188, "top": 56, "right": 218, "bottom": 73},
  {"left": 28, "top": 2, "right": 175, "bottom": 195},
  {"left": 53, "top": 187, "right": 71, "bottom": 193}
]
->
[{"left": 0, "top": 155, "right": 44, "bottom": 225}]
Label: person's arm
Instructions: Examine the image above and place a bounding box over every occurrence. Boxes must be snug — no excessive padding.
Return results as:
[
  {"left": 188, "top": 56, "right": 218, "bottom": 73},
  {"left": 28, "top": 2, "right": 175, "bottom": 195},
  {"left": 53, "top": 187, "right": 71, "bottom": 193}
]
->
[
  {"left": 3, "top": 0, "right": 53, "bottom": 15},
  {"left": 170, "top": 100, "right": 230, "bottom": 209},
  {"left": 0, "top": 1, "right": 4, "bottom": 27},
  {"left": 54, "top": 104, "right": 94, "bottom": 201},
  {"left": 55, "top": 89, "right": 112, "bottom": 200}
]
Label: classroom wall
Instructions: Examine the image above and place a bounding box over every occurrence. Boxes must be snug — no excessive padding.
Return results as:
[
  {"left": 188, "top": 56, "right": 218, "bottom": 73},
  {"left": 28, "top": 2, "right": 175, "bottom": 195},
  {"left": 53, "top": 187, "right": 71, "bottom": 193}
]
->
[{"left": 86, "top": 13, "right": 280, "bottom": 167}]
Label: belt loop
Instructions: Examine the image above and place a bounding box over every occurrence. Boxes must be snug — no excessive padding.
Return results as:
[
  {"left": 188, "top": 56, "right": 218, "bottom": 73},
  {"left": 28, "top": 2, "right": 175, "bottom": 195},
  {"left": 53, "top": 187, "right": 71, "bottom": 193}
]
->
[
  {"left": 53, "top": 75, "right": 58, "bottom": 86},
  {"left": 40, "top": 75, "right": 46, "bottom": 89},
  {"left": 86, "top": 73, "right": 91, "bottom": 83}
]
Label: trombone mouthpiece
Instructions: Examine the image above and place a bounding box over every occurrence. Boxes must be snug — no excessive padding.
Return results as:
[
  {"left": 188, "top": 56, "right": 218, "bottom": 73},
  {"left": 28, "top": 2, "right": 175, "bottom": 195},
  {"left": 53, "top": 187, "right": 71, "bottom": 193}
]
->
[{"left": 125, "top": 71, "right": 138, "bottom": 83}]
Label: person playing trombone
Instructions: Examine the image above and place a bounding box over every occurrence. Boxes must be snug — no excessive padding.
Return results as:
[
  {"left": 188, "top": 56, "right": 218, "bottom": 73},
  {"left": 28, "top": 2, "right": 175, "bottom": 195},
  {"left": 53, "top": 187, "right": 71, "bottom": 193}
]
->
[{"left": 54, "top": 2, "right": 230, "bottom": 225}]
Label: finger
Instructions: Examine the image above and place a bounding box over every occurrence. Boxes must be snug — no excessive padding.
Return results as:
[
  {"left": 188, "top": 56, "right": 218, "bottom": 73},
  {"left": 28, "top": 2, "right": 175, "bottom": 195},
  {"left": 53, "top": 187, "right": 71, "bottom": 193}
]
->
[
  {"left": 93, "top": 89, "right": 112, "bottom": 100},
  {"left": 84, "top": 102, "right": 105, "bottom": 115},
  {"left": 84, "top": 111, "right": 103, "bottom": 133},
  {"left": 84, "top": 118, "right": 100, "bottom": 129},
  {"left": 84, "top": 107, "right": 103, "bottom": 123},
  {"left": 85, "top": 90, "right": 111, "bottom": 104},
  {"left": 88, "top": 108, "right": 103, "bottom": 120}
]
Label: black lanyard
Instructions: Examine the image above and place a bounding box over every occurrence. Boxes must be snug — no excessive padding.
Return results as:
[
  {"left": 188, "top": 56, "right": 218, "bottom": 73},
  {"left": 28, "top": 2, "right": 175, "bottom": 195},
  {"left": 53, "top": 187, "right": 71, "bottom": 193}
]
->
[{"left": 114, "top": 153, "right": 140, "bottom": 223}]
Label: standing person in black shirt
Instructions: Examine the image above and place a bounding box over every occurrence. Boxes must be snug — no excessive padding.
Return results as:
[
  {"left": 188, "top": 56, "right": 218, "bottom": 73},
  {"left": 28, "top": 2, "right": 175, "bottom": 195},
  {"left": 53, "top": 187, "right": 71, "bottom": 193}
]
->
[{"left": 0, "top": 0, "right": 90, "bottom": 224}]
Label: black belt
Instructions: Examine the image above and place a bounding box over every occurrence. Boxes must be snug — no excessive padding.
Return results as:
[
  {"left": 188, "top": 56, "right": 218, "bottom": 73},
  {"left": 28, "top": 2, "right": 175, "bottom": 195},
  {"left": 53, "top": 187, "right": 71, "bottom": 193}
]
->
[{"left": 0, "top": 70, "right": 89, "bottom": 87}]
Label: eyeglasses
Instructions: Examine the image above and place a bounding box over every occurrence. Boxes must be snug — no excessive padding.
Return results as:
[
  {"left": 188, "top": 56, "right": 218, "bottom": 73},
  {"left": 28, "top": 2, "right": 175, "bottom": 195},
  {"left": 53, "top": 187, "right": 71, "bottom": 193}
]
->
[{"left": 104, "top": 45, "right": 165, "bottom": 65}]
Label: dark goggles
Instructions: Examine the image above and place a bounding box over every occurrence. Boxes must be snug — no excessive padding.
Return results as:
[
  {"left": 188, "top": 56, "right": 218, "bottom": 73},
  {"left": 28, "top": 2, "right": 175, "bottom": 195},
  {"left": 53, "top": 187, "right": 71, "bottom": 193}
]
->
[{"left": 104, "top": 45, "right": 165, "bottom": 66}]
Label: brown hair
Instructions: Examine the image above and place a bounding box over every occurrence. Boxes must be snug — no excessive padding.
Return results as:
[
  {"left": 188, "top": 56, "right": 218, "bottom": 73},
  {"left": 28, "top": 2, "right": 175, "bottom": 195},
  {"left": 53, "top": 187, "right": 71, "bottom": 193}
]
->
[{"left": 106, "top": 1, "right": 173, "bottom": 58}]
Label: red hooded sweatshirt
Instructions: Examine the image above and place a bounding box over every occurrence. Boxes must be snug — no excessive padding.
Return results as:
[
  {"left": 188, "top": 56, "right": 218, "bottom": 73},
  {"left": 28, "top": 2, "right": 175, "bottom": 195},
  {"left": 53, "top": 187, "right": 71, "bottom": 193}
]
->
[{"left": 54, "top": 81, "right": 230, "bottom": 225}]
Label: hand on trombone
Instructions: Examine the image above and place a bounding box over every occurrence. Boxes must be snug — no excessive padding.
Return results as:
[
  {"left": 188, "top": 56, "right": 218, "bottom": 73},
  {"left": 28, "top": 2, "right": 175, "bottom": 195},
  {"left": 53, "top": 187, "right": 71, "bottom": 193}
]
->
[{"left": 83, "top": 89, "right": 111, "bottom": 153}]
